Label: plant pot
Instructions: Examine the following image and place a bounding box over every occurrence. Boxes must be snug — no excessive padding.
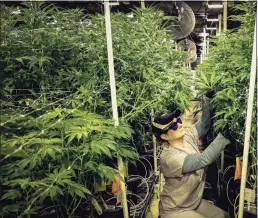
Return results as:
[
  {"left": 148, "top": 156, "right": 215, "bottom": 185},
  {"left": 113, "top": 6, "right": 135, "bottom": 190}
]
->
[
  {"left": 244, "top": 208, "right": 257, "bottom": 218},
  {"left": 100, "top": 206, "right": 124, "bottom": 218},
  {"left": 97, "top": 199, "right": 131, "bottom": 218}
]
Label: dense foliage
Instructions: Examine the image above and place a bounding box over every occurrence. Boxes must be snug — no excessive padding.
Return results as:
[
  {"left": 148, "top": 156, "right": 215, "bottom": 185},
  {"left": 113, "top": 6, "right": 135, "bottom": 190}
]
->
[
  {"left": 196, "top": 2, "right": 256, "bottom": 187},
  {"left": 0, "top": 2, "right": 192, "bottom": 217}
]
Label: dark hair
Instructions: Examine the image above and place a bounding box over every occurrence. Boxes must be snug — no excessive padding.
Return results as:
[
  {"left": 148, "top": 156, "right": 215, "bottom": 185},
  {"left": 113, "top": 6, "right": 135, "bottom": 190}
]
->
[{"left": 151, "top": 109, "right": 181, "bottom": 140}]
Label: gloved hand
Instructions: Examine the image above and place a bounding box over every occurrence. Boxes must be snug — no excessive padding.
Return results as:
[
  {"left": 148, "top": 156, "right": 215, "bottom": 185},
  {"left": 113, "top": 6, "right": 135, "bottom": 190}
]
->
[
  {"left": 206, "top": 87, "right": 219, "bottom": 98},
  {"left": 216, "top": 133, "right": 231, "bottom": 146}
]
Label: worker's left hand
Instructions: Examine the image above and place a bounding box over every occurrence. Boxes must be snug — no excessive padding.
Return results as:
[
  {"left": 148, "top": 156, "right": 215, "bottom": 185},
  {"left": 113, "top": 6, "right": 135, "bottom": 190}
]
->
[{"left": 206, "top": 87, "right": 219, "bottom": 98}]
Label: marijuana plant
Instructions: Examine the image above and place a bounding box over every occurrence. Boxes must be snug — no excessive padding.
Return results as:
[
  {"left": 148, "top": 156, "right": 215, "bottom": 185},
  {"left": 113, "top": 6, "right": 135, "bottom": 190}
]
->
[
  {"left": 0, "top": 2, "right": 192, "bottom": 217},
  {"left": 196, "top": 2, "right": 257, "bottom": 188}
]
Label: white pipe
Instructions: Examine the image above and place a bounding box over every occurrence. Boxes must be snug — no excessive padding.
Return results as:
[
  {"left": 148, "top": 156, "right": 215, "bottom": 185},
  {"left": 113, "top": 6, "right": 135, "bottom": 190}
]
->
[
  {"left": 207, "top": 39, "right": 209, "bottom": 55},
  {"left": 218, "top": 14, "right": 222, "bottom": 36},
  {"left": 141, "top": 0, "right": 145, "bottom": 8},
  {"left": 223, "top": 0, "right": 227, "bottom": 32},
  {"left": 104, "top": 2, "right": 118, "bottom": 126},
  {"left": 238, "top": 18, "right": 257, "bottom": 218},
  {"left": 203, "top": 27, "right": 207, "bottom": 59},
  {"left": 104, "top": 2, "right": 129, "bottom": 218}
]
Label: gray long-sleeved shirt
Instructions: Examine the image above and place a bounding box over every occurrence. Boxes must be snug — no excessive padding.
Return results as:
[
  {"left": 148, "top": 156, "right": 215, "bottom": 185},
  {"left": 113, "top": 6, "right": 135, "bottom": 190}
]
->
[{"left": 182, "top": 97, "right": 230, "bottom": 173}]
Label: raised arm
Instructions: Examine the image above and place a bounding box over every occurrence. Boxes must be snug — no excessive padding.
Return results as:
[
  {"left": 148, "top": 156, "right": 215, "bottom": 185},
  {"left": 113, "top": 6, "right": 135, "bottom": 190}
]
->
[
  {"left": 195, "top": 96, "right": 212, "bottom": 139},
  {"left": 182, "top": 133, "right": 230, "bottom": 173}
]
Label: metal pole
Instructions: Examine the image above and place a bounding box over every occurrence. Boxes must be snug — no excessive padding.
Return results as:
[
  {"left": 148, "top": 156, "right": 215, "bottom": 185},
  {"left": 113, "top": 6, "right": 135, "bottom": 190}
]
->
[
  {"left": 203, "top": 26, "right": 207, "bottom": 59},
  {"left": 218, "top": 14, "right": 222, "bottom": 35},
  {"left": 141, "top": 0, "right": 145, "bottom": 8},
  {"left": 238, "top": 19, "right": 257, "bottom": 218},
  {"left": 207, "top": 39, "right": 209, "bottom": 55},
  {"left": 104, "top": 2, "right": 129, "bottom": 218},
  {"left": 223, "top": 0, "right": 227, "bottom": 32}
]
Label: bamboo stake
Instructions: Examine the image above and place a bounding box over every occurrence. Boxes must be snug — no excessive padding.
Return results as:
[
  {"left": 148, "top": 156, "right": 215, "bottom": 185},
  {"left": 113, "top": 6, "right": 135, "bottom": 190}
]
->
[
  {"left": 221, "top": 0, "right": 228, "bottom": 173},
  {"left": 237, "top": 18, "right": 257, "bottom": 218},
  {"left": 104, "top": 2, "right": 129, "bottom": 218},
  {"left": 151, "top": 109, "right": 158, "bottom": 174}
]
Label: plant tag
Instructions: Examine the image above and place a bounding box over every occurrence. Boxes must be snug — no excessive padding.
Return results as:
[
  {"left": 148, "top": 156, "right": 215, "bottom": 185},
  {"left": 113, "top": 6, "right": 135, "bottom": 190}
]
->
[
  {"left": 92, "top": 198, "right": 102, "bottom": 215},
  {"left": 244, "top": 188, "right": 255, "bottom": 203}
]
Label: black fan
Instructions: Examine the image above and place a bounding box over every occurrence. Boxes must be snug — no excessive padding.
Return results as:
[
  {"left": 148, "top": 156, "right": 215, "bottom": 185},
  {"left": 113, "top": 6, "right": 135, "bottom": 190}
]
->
[{"left": 155, "top": 1, "right": 195, "bottom": 40}]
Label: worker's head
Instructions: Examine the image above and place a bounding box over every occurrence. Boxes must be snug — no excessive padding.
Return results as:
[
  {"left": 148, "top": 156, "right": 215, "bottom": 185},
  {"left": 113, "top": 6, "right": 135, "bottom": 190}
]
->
[{"left": 152, "top": 109, "right": 185, "bottom": 142}]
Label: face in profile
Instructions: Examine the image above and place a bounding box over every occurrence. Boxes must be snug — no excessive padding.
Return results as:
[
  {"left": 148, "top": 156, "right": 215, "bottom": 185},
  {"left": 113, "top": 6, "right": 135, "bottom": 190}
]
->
[{"left": 161, "top": 117, "right": 185, "bottom": 141}]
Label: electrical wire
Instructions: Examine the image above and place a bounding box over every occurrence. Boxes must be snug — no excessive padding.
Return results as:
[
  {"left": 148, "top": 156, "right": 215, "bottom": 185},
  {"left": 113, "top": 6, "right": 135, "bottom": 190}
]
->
[
  {"left": 205, "top": 182, "right": 212, "bottom": 188},
  {"left": 140, "top": 156, "right": 153, "bottom": 172},
  {"left": 223, "top": 165, "right": 236, "bottom": 182},
  {"left": 127, "top": 175, "right": 150, "bottom": 211},
  {"left": 234, "top": 193, "right": 240, "bottom": 218},
  {"left": 136, "top": 159, "right": 148, "bottom": 178},
  {"left": 226, "top": 177, "right": 235, "bottom": 206}
]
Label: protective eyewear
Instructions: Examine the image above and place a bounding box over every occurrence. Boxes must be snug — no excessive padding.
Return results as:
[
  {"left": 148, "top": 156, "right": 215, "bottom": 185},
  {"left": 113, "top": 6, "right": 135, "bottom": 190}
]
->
[
  {"left": 161, "top": 117, "right": 182, "bottom": 132},
  {"left": 168, "top": 117, "right": 182, "bottom": 131}
]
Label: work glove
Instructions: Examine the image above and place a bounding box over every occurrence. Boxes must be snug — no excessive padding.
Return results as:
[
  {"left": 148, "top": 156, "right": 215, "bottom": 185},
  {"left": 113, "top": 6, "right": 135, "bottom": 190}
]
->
[{"left": 206, "top": 87, "right": 219, "bottom": 99}]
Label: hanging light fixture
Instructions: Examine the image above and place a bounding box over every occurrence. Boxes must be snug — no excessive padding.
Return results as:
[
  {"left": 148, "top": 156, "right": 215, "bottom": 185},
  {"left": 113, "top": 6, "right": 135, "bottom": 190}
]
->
[
  {"left": 207, "top": 4, "right": 223, "bottom": 9},
  {"left": 109, "top": 1, "right": 119, "bottom": 6},
  {"left": 206, "top": 27, "right": 217, "bottom": 30},
  {"left": 207, "top": 18, "right": 219, "bottom": 22},
  {"left": 197, "top": 33, "right": 209, "bottom": 37}
]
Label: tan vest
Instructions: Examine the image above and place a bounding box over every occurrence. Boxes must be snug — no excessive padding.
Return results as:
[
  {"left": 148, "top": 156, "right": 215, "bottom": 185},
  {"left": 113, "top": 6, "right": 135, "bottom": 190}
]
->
[{"left": 159, "top": 125, "right": 206, "bottom": 215}]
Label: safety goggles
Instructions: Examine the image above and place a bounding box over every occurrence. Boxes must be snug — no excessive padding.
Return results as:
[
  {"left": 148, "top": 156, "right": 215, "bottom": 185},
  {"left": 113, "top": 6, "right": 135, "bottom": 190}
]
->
[
  {"left": 152, "top": 109, "right": 182, "bottom": 136},
  {"left": 162, "top": 117, "right": 182, "bottom": 132},
  {"left": 167, "top": 117, "right": 182, "bottom": 131},
  {"left": 152, "top": 116, "right": 182, "bottom": 133}
]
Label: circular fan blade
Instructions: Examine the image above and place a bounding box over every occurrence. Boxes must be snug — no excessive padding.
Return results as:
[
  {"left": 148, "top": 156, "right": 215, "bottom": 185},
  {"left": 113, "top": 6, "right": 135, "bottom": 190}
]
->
[
  {"left": 155, "top": 1, "right": 195, "bottom": 40},
  {"left": 177, "top": 39, "right": 197, "bottom": 63}
]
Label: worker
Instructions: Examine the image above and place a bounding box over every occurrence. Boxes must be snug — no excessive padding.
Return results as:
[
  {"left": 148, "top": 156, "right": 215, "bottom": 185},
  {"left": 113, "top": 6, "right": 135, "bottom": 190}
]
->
[{"left": 152, "top": 89, "right": 230, "bottom": 218}]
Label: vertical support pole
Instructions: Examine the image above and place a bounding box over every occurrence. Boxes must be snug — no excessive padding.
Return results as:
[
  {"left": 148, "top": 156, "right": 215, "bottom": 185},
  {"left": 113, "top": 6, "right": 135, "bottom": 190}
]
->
[
  {"left": 220, "top": 151, "right": 225, "bottom": 172},
  {"left": 223, "top": 0, "right": 227, "bottom": 32},
  {"left": 151, "top": 109, "right": 158, "bottom": 174},
  {"left": 218, "top": 14, "right": 222, "bottom": 35},
  {"left": 104, "top": 2, "right": 129, "bottom": 218},
  {"left": 207, "top": 39, "right": 209, "bottom": 55},
  {"left": 141, "top": 0, "right": 145, "bottom": 8},
  {"left": 238, "top": 19, "right": 257, "bottom": 218},
  {"left": 203, "top": 26, "right": 207, "bottom": 59},
  {"left": 220, "top": 7, "right": 225, "bottom": 172}
]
